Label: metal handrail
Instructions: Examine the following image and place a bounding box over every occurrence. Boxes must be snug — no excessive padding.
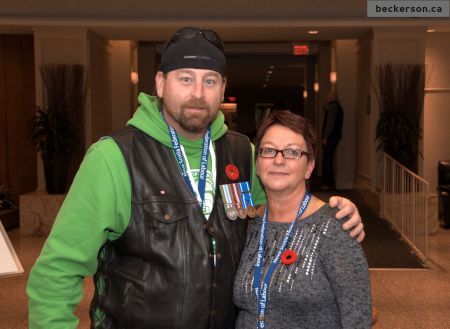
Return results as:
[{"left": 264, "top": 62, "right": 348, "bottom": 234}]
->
[{"left": 380, "top": 152, "right": 429, "bottom": 263}]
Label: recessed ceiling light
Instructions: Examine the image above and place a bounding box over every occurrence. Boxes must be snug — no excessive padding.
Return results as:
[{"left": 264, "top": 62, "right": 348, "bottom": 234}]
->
[
  {"left": 263, "top": 84, "right": 267, "bottom": 88},
  {"left": 308, "top": 30, "right": 319, "bottom": 35},
  {"left": 270, "top": 65, "right": 275, "bottom": 69},
  {"left": 267, "top": 70, "right": 273, "bottom": 74},
  {"left": 427, "top": 29, "right": 435, "bottom": 33}
]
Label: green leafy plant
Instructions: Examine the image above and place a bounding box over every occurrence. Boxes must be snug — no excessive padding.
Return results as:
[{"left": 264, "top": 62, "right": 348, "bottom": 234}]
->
[
  {"left": 374, "top": 63, "right": 428, "bottom": 173},
  {"left": 30, "top": 105, "right": 76, "bottom": 156},
  {"left": 29, "top": 64, "right": 81, "bottom": 156},
  {"left": 29, "top": 64, "right": 87, "bottom": 193}
]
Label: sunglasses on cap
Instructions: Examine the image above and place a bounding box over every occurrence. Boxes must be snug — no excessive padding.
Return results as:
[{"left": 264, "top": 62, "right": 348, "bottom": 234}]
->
[{"left": 164, "top": 27, "right": 224, "bottom": 52}]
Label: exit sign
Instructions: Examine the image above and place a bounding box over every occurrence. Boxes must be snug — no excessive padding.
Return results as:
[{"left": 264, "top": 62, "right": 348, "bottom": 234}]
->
[{"left": 293, "top": 45, "right": 310, "bottom": 55}]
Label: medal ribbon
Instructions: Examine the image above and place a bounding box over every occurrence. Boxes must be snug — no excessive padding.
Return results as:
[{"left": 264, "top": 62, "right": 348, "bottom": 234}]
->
[
  {"left": 253, "top": 192, "right": 311, "bottom": 329},
  {"left": 220, "top": 184, "right": 233, "bottom": 208},
  {"left": 238, "top": 182, "right": 249, "bottom": 209},
  {"left": 163, "top": 112, "right": 211, "bottom": 210},
  {"left": 231, "top": 183, "right": 242, "bottom": 210},
  {"left": 239, "top": 181, "right": 254, "bottom": 207}
]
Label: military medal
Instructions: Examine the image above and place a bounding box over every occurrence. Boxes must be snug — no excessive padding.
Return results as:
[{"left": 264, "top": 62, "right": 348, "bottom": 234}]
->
[
  {"left": 219, "top": 184, "right": 238, "bottom": 221},
  {"left": 231, "top": 183, "right": 247, "bottom": 219},
  {"left": 238, "top": 181, "right": 257, "bottom": 218},
  {"left": 225, "top": 205, "right": 238, "bottom": 221},
  {"left": 246, "top": 205, "right": 257, "bottom": 218}
]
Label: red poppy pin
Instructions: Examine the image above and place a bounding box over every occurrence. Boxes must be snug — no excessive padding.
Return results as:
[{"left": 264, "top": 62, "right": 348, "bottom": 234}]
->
[
  {"left": 225, "top": 164, "right": 239, "bottom": 181},
  {"left": 281, "top": 249, "right": 298, "bottom": 265}
]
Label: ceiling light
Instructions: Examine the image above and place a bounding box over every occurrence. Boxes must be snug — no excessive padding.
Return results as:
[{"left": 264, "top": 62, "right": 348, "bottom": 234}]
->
[
  {"left": 263, "top": 84, "right": 267, "bottom": 88},
  {"left": 270, "top": 65, "right": 275, "bottom": 69},
  {"left": 314, "top": 82, "right": 319, "bottom": 93},
  {"left": 267, "top": 70, "right": 273, "bottom": 74},
  {"left": 308, "top": 30, "right": 319, "bottom": 35},
  {"left": 427, "top": 29, "right": 435, "bottom": 33}
]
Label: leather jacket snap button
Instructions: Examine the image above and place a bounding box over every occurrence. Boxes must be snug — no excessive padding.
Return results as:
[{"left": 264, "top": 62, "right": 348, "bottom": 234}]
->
[{"left": 164, "top": 214, "right": 171, "bottom": 220}]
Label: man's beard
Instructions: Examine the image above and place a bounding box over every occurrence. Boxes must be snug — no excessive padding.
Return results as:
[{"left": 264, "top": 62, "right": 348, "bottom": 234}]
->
[{"left": 169, "top": 99, "right": 215, "bottom": 133}]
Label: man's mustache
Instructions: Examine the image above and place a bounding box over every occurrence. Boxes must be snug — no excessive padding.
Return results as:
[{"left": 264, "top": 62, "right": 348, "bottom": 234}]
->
[{"left": 182, "top": 99, "right": 210, "bottom": 110}]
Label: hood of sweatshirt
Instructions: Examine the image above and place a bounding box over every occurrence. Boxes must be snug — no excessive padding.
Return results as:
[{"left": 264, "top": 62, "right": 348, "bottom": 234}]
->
[{"left": 127, "top": 93, "right": 228, "bottom": 155}]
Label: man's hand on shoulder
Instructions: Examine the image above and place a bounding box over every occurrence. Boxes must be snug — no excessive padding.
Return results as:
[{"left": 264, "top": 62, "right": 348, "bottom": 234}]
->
[{"left": 329, "top": 196, "right": 365, "bottom": 243}]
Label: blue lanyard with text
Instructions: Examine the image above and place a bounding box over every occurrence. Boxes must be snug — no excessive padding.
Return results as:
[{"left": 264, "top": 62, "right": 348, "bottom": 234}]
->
[
  {"left": 163, "top": 113, "right": 211, "bottom": 210},
  {"left": 253, "top": 192, "right": 311, "bottom": 329}
]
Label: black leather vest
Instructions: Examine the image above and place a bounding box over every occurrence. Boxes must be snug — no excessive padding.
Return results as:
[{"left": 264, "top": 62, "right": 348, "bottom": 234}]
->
[{"left": 90, "top": 127, "right": 252, "bottom": 329}]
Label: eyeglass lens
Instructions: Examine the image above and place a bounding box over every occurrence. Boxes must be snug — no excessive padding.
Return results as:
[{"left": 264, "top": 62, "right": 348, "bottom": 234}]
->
[{"left": 259, "top": 148, "right": 308, "bottom": 159}]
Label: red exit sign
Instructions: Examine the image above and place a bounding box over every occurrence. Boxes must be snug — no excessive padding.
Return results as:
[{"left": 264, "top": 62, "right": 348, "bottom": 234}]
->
[{"left": 292, "top": 45, "right": 310, "bottom": 56}]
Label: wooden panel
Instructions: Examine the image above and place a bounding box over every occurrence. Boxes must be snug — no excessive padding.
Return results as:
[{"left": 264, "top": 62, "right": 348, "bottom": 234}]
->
[
  {"left": 3, "top": 35, "right": 37, "bottom": 202},
  {"left": 0, "top": 37, "right": 8, "bottom": 188}
]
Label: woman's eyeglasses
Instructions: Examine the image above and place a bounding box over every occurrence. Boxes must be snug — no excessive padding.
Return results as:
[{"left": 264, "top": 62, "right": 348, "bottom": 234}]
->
[
  {"left": 258, "top": 147, "right": 309, "bottom": 160},
  {"left": 164, "top": 27, "right": 224, "bottom": 52}
]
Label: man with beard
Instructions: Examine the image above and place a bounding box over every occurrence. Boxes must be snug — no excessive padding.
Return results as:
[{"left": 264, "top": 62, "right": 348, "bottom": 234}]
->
[{"left": 27, "top": 27, "right": 365, "bottom": 329}]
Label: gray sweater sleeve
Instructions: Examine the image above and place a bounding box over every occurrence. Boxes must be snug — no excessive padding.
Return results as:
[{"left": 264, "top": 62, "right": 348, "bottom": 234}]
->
[{"left": 320, "top": 218, "right": 372, "bottom": 329}]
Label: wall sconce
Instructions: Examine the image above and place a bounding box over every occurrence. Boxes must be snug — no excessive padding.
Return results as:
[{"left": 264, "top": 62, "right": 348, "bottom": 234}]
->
[
  {"left": 303, "top": 90, "right": 308, "bottom": 99},
  {"left": 130, "top": 71, "right": 139, "bottom": 85},
  {"left": 313, "top": 82, "right": 319, "bottom": 93},
  {"left": 330, "top": 71, "right": 337, "bottom": 84}
]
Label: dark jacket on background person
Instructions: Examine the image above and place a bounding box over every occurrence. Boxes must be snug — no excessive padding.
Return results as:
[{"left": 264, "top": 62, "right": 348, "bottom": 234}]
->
[{"left": 322, "top": 100, "right": 343, "bottom": 143}]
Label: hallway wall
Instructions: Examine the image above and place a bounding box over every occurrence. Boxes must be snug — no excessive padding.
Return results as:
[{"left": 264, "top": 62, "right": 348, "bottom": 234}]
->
[
  {"left": 424, "top": 32, "right": 450, "bottom": 193},
  {"left": 335, "top": 39, "right": 357, "bottom": 189}
]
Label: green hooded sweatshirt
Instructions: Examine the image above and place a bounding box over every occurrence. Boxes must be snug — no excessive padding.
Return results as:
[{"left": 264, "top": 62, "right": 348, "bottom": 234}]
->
[{"left": 27, "top": 93, "right": 266, "bottom": 329}]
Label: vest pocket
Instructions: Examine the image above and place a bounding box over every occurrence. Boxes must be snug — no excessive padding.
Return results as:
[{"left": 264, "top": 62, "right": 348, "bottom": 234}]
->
[{"left": 143, "top": 198, "right": 190, "bottom": 224}]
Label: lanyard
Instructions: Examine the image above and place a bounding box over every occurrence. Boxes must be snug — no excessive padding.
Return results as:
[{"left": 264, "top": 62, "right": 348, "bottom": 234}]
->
[
  {"left": 181, "top": 142, "right": 216, "bottom": 210},
  {"left": 163, "top": 112, "right": 211, "bottom": 210},
  {"left": 253, "top": 192, "right": 311, "bottom": 329}
]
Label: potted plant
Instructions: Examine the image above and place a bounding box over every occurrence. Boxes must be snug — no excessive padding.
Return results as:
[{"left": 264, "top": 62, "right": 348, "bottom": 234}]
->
[
  {"left": 374, "top": 63, "right": 427, "bottom": 173},
  {"left": 30, "top": 64, "right": 86, "bottom": 194}
]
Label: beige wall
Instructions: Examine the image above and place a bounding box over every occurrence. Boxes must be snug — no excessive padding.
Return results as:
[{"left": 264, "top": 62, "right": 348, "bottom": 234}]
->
[
  {"left": 335, "top": 40, "right": 357, "bottom": 189},
  {"left": 110, "top": 40, "right": 138, "bottom": 131},
  {"left": 87, "top": 32, "right": 112, "bottom": 144},
  {"left": 424, "top": 33, "right": 450, "bottom": 193}
]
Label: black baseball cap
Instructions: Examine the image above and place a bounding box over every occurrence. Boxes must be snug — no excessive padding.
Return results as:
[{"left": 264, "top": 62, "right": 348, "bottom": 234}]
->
[{"left": 159, "top": 27, "right": 227, "bottom": 75}]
